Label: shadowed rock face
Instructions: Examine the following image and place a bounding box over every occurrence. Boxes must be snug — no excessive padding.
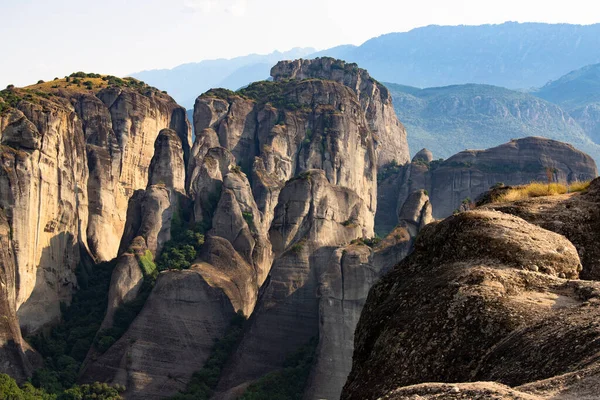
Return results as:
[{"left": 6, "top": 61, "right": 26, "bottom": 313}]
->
[
  {"left": 342, "top": 209, "right": 600, "bottom": 400},
  {"left": 380, "top": 137, "right": 598, "bottom": 222},
  {"left": 215, "top": 175, "right": 430, "bottom": 400},
  {"left": 81, "top": 267, "right": 236, "bottom": 400},
  {"left": 0, "top": 210, "right": 35, "bottom": 381},
  {"left": 0, "top": 84, "right": 190, "bottom": 335},
  {"left": 271, "top": 57, "right": 410, "bottom": 167}
]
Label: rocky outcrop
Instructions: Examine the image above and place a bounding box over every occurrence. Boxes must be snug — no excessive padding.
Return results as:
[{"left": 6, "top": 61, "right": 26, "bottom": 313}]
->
[
  {"left": 148, "top": 129, "right": 186, "bottom": 193},
  {"left": 216, "top": 172, "right": 428, "bottom": 399},
  {"left": 396, "top": 189, "right": 433, "bottom": 236},
  {"left": 215, "top": 171, "right": 370, "bottom": 393},
  {"left": 194, "top": 77, "right": 379, "bottom": 225},
  {"left": 81, "top": 267, "right": 236, "bottom": 400},
  {"left": 342, "top": 209, "right": 600, "bottom": 400},
  {"left": 271, "top": 57, "right": 410, "bottom": 167},
  {"left": 0, "top": 102, "right": 88, "bottom": 333},
  {"left": 0, "top": 81, "right": 191, "bottom": 334},
  {"left": 3, "top": 60, "right": 413, "bottom": 398},
  {"left": 386, "top": 137, "right": 597, "bottom": 220},
  {"left": 482, "top": 177, "right": 600, "bottom": 280},
  {"left": 82, "top": 88, "right": 191, "bottom": 261},
  {"left": 118, "top": 129, "right": 186, "bottom": 257},
  {"left": 304, "top": 191, "right": 431, "bottom": 399}
]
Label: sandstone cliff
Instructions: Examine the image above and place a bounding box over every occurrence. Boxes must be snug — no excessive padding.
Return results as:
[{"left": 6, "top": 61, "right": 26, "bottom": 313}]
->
[
  {"left": 377, "top": 137, "right": 597, "bottom": 227},
  {"left": 343, "top": 202, "right": 600, "bottom": 400},
  {"left": 77, "top": 58, "right": 418, "bottom": 399},
  {"left": 0, "top": 209, "right": 35, "bottom": 381},
  {"left": 271, "top": 57, "right": 410, "bottom": 167},
  {"left": 0, "top": 77, "right": 190, "bottom": 335}
]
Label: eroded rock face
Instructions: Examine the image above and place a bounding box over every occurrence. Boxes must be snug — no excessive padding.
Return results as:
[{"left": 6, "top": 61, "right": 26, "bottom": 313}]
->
[
  {"left": 216, "top": 171, "right": 373, "bottom": 392},
  {"left": 83, "top": 88, "right": 191, "bottom": 261},
  {"left": 482, "top": 177, "right": 600, "bottom": 280},
  {"left": 194, "top": 78, "right": 379, "bottom": 225},
  {"left": 80, "top": 267, "right": 236, "bottom": 400},
  {"left": 0, "top": 83, "right": 191, "bottom": 334},
  {"left": 393, "top": 137, "right": 598, "bottom": 219},
  {"left": 342, "top": 210, "right": 600, "bottom": 400},
  {"left": 0, "top": 209, "right": 35, "bottom": 381},
  {"left": 271, "top": 57, "right": 410, "bottom": 166},
  {"left": 0, "top": 103, "right": 88, "bottom": 333},
  {"left": 148, "top": 129, "right": 186, "bottom": 193}
]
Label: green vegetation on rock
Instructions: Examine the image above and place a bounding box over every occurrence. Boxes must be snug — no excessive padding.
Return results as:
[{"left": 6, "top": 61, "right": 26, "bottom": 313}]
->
[
  {"left": 20, "top": 260, "right": 125, "bottom": 398},
  {"left": 157, "top": 209, "right": 205, "bottom": 271},
  {"left": 169, "top": 312, "right": 246, "bottom": 400},
  {"left": 0, "top": 373, "right": 124, "bottom": 400},
  {"left": 238, "top": 337, "right": 318, "bottom": 400}
]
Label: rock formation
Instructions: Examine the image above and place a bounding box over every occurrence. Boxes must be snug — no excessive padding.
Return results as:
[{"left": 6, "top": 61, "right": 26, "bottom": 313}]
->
[
  {"left": 343, "top": 206, "right": 600, "bottom": 400},
  {"left": 6, "top": 60, "right": 599, "bottom": 400},
  {"left": 376, "top": 137, "right": 597, "bottom": 228},
  {"left": 79, "top": 58, "right": 399, "bottom": 398},
  {"left": 481, "top": 177, "right": 600, "bottom": 280},
  {"left": 271, "top": 57, "right": 410, "bottom": 167},
  {"left": 0, "top": 209, "right": 35, "bottom": 381},
  {"left": 81, "top": 267, "right": 236, "bottom": 399},
  {"left": 0, "top": 79, "right": 190, "bottom": 335}
]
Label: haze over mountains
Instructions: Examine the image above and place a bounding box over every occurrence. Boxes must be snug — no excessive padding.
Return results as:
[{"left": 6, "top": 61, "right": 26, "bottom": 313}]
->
[
  {"left": 133, "top": 22, "right": 600, "bottom": 109},
  {"left": 132, "top": 22, "right": 600, "bottom": 165},
  {"left": 388, "top": 81, "right": 600, "bottom": 163}
]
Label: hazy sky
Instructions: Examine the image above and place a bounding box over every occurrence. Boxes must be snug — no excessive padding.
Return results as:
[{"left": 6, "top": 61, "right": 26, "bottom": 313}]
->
[{"left": 1, "top": 0, "right": 599, "bottom": 88}]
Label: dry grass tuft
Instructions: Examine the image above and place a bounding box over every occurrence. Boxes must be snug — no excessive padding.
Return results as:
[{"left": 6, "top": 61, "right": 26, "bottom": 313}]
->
[
  {"left": 568, "top": 180, "right": 592, "bottom": 193},
  {"left": 495, "top": 181, "right": 592, "bottom": 203}
]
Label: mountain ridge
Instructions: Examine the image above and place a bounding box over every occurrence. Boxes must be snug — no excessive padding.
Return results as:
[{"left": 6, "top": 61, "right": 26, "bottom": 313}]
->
[{"left": 132, "top": 22, "right": 600, "bottom": 108}]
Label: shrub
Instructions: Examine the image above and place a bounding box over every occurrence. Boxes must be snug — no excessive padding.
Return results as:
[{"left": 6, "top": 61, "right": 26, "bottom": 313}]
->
[
  {"left": 37, "top": 80, "right": 45, "bottom": 84},
  {"left": 242, "top": 211, "right": 254, "bottom": 229},
  {"left": 377, "top": 160, "right": 402, "bottom": 183},
  {"left": 156, "top": 210, "right": 205, "bottom": 271},
  {"left": 290, "top": 240, "right": 306, "bottom": 254},
  {"left": 6, "top": 84, "right": 14, "bottom": 89},
  {"left": 27, "top": 260, "right": 117, "bottom": 393},
  {"left": 137, "top": 250, "right": 157, "bottom": 279}
]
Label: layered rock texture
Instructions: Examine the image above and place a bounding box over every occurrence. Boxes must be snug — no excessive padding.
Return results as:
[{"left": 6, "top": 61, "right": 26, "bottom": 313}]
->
[
  {"left": 4, "top": 59, "right": 600, "bottom": 400},
  {"left": 75, "top": 59, "right": 414, "bottom": 399},
  {"left": 376, "top": 137, "right": 597, "bottom": 230},
  {"left": 343, "top": 179, "right": 600, "bottom": 400},
  {"left": 271, "top": 57, "right": 410, "bottom": 167},
  {"left": 0, "top": 79, "right": 190, "bottom": 334}
]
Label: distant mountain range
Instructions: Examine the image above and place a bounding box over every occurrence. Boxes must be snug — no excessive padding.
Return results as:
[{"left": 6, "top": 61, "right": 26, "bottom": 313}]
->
[
  {"left": 132, "top": 47, "right": 316, "bottom": 108},
  {"left": 132, "top": 22, "right": 600, "bottom": 109},
  {"left": 387, "top": 81, "right": 600, "bottom": 164},
  {"left": 534, "top": 63, "right": 600, "bottom": 143},
  {"left": 132, "top": 22, "right": 600, "bottom": 166}
]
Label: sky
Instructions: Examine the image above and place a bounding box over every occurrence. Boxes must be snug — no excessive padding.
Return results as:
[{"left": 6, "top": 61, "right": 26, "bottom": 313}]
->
[{"left": 1, "top": 0, "right": 600, "bottom": 88}]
